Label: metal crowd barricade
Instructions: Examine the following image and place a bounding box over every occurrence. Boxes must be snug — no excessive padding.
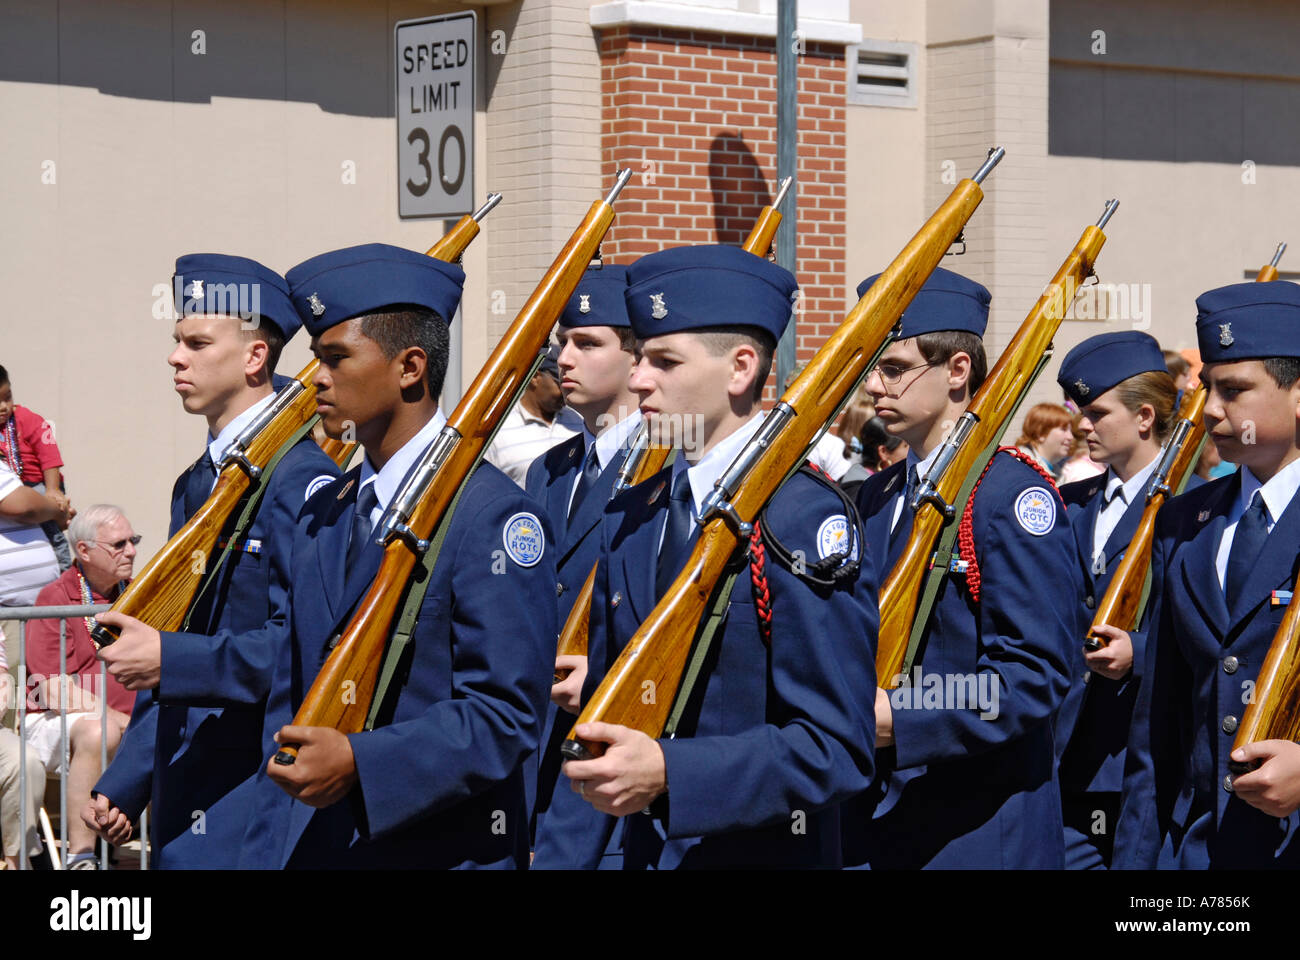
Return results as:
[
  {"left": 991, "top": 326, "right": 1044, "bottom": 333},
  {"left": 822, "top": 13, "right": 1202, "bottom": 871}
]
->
[{"left": 6, "top": 603, "right": 149, "bottom": 870}]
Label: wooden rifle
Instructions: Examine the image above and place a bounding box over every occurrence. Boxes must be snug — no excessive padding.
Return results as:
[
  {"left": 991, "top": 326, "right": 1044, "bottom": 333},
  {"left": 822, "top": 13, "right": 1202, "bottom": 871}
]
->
[
  {"left": 274, "top": 170, "right": 633, "bottom": 763},
  {"left": 876, "top": 199, "right": 1120, "bottom": 686},
  {"left": 1255, "top": 241, "right": 1287, "bottom": 282},
  {"left": 1081, "top": 385, "right": 1207, "bottom": 650},
  {"left": 552, "top": 180, "right": 793, "bottom": 670},
  {"left": 90, "top": 195, "right": 501, "bottom": 648},
  {"left": 562, "top": 149, "right": 1005, "bottom": 761}
]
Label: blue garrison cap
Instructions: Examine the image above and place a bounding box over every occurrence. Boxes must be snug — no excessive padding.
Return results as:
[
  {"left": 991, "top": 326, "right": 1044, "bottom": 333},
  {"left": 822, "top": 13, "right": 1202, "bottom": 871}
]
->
[
  {"left": 560, "top": 263, "right": 631, "bottom": 329},
  {"left": 1195, "top": 280, "right": 1300, "bottom": 362},
  {"left": 285, "top": 243, "right": 465, "bottom": 337},
  {"left": 173, "top": 254, "right": 301, "bottom": 341},
  {"left": 1057, "top": 331, "right": 1167, "bottom": 406},
  {"left": 624, "top": 244, "right": 798, "bottom": 342},
  {"left": 855, "top": 267, "right": 990, "bottom": 339}
]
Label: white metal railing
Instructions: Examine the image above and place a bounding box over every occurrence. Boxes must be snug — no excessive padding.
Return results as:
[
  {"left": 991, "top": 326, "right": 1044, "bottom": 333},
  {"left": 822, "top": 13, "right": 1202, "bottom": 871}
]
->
[{"left": 5, "top": 603, "right": 149, "bottom": 870}]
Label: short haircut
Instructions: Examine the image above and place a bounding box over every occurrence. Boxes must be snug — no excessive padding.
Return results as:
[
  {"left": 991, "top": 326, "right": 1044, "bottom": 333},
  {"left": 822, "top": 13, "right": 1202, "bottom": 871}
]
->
[
  {"left": 1016, "top": 402, "right": 1072, "bottom": 446},
  {"left": 1163, "top": 349, "right": 1190, "bottom": 380},
  {"left": 616, "top": 326, "right": 639, "bottom": 354},
  {"left": 68, "top": 504, "right": 126, "bottom": 550},
  {"left": 1113, "top": 369, "right": 1179, "bottom": 443},
  {"left": 240, "top": 319, "right": 286, "bottom": 376},
  {"left": 1263, "top": 357, "right": 1300, "bottom": 389},
  {"left": 915, "top": 331, "right": 988, "bottom": 395},
  {"left": 0, "top": 364, "right": 8, "bottom": 386},
  {"left": 358, "top": 305, "right": 449, "bottom": 398},
  {"left": 695, "top": 326, "right": 777, "bottom": 403}
]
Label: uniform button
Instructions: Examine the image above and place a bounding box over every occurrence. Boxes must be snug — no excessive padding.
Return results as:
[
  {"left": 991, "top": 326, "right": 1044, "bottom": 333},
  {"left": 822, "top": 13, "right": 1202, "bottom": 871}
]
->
[
  {"left": 328, "top": 634, "right": 341, "bottom": 649},
  {"left": 1084, "top": 595, "right": 1096, "bottom": 609},
  {"left": 1222, "top": 715, "right": 1239, "bottom": 734},
  {"left": 1223, "top": 774, "right": 1235, "bottom": 793},
  {"left": 555, "top": 582, "right": 564, "bottom": 597},
  {"left": 612, "top": 591, "right": 622, "bottom": 608},
  {"left": 1223, "top": 656, "right": 1239, "bottom": 674}
]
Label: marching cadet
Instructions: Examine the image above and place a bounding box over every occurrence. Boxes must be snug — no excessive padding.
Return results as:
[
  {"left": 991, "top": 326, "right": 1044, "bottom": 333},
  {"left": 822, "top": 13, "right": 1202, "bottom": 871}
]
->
[
  {"left": 844, "top": 267, "right": 1084, "bottom": 869},
  {"left": 83, "top": 254, "right": 340, "bottom": 868},
  {"left": 238, "top": 243, "right": 556, "bottom": 869},
  {"left": 1116, "top": 282, "right": 1300, "bottom": 868},
  {"left": 1052, "top": 331, "right": 1182, "bottom": 869},
  {"left": 552, "top": 244, "right": 878, "bottom": 869},
  {"left": 524, "top": 263, "right": 641, "bottom": 846}
]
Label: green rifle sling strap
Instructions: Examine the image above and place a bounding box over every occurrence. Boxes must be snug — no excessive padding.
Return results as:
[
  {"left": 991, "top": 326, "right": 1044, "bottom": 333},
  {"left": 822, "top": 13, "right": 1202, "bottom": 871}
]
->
[
  {"left": 663, "top": 565, "right": 744, "bottom": 740},
  {"left": 364, "top": 348, "right": 548, "bottom": 731},
  {"left": 182, "top": 417, "right": 319, "bottom": 632},
  {"left": 364, "top": 470, "right": 475, "bottom": 732},
  {"left": 898, "top": 348, "right": 1053, "bottom": 678}
]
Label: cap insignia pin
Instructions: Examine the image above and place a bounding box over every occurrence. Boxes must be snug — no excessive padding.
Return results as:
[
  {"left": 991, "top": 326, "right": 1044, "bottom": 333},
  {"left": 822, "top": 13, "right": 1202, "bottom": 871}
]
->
[
  {"left": 1074, "top": 378, "right": 1090, "bottom": 398},
  {"left": 579, "top": 294, "right": 591, "bottom": 314},
  {"left": 190, "top": 279, "right": 204, "bottom": 300},
  {"left": 1219, "top": 323, "right": 1234, "bottom": 347},
  {"left": 308, "top": 293, "right": 326, "bottom": 317},
  {"left": 650, "top": 292, "right": 667, "bottom": 320}
]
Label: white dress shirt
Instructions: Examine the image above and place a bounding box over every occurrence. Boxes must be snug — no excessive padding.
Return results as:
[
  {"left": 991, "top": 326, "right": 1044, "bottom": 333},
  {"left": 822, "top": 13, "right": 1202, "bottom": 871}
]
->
[
  {"left": 355, "top": 409, "right": 449, "bottom": 528},
  {"left": 1214, "top": 456, "right": 1300, "bottom": 589},
  {"left": 1090, "top": 458, "right": 1158, "bottom": 563},
  {"left": 567, "top": 411, "right": 642, "bottom": 514},
  {"left": 202, "top": 392, "right": 277, "bottom": 494}
]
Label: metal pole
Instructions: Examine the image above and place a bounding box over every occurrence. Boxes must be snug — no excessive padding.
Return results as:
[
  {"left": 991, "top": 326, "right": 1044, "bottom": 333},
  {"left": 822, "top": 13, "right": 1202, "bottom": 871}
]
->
[
  {"left": 18, "top": 621, "right": 28, "bottom": 870},
  {"left": 99, "top": 659, "right": 108, "bottom": 869},
  {"left": 774, "top": 0, "right": 799, "bottom": 396},
  {"left": 59, "top": 618, "right": 67, "bottom": 869}
]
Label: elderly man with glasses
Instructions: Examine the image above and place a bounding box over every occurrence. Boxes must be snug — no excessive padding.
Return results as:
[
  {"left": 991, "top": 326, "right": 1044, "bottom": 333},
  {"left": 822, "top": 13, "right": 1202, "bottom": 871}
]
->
[{"left": 24, "top": 503, "right": 138, "bottom": 868}]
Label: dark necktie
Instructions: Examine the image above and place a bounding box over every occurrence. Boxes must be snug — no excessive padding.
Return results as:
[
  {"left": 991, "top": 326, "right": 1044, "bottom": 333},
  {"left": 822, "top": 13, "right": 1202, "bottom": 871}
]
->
[
  {"left": 183, "top": 451, "right": 216, "bottom": 517},
  {"left": 886, "top": 464, "right": 919, "bottom": 570},
  {"left": 656, "top": 470, "right": 697, "bottom": 599},
  {"left": 1225, "top": 490, "right": 1269, "bottom": 604},
  {"left": 568, "top": 442, "right": 603, "bottom": 523},
  {"left": 347, "top": 483, "right": 380, "bottom": 570}
]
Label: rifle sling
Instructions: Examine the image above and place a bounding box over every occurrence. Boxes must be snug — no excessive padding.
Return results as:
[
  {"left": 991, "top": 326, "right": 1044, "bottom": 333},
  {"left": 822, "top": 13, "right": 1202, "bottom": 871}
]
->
[
  {"left": 364, "top": 469, "right": 475, "bottom": 732},
  {"left": 182, "top": 418, "right": 318, "bottom": 632},
  {"left": 899, "top": 347, "right": 1053, "bottom": 678},
  {"left": 363, "top": 347, "right": 548, "bottom": 730}
]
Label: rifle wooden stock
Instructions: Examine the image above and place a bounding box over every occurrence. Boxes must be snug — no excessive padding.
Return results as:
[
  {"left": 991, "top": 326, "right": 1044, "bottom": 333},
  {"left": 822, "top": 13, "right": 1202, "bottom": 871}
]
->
[
  {"left": 90, "top": 363, "right": 321, "bottom": 645},
  {"left": 1083, "top": 385, "right": 1207, "bottom": 650},
  {"left": 566, "top": 162, "right": 997, "bottom": 759},
  {"left": 553, "top": 443, "right": 672, "bottom": 665},
  {"left": 1229, "top": 567, "right": 1300, "bottom": 773},
  {"left": 274, "top": 177, "right": 627, "bottom": 763},
  {"left": 876, "top": 215, "right": 1114, "bottom": 686},
  {"left": 551, "top": 200, "right": 785, "bottom": 669}
]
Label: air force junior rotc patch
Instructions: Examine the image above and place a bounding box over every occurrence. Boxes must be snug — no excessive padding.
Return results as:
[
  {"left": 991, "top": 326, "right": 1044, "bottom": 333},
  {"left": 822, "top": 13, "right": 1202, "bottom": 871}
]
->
[
  {"left": 1013, "top": 487, "right": 1057, "bottom": 536},
  {"left": 817, "top": 514, "right": 859, "bottom": 563},
  {"left": 503, "top": 511, "right": 545, "bottom": 567},
  {"left": 305, "top": 474, "right": 336, "bottom": 502}
]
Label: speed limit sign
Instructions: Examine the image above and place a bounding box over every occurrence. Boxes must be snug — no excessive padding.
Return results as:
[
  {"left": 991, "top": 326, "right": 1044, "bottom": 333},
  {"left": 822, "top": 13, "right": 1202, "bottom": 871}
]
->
[{"left": 395, "top": 11, "right": 475, "bottom": 218}]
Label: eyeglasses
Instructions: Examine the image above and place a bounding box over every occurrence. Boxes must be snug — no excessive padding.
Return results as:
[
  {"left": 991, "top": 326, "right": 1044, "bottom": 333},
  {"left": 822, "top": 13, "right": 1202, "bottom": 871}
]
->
[
  {"left": 874, "top": 359, "right": 944, "bottom": 385},
  {"left": 94, "top": 535, "right": 142, "bottom": 553}
]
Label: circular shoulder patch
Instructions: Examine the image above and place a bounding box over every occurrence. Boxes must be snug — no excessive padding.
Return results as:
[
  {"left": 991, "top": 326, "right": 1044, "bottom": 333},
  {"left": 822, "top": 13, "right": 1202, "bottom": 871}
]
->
[
  {"left": 304, "top": 474, "right": 336, "bottom": 502},
  {"left": 816, "top": 514, "right": 859, "bottom": 563},
  {"left": 502, "top": 511, "right": 545, "bottom": 567},
  {"left": 1013, "top": 487, "right": 1057, "bottom": 536}
]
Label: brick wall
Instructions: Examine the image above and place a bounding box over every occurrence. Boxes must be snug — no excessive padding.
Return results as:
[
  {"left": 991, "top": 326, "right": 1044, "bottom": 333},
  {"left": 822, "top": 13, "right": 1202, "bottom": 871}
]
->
[{"left": 596, "top": 26, "right": 849, "bottom": 380}]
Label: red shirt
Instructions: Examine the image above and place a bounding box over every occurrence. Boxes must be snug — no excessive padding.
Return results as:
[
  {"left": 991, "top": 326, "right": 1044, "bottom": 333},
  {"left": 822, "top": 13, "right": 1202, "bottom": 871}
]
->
[
  {"left": 1, "top": 404, "right": 64, "bottom": 485},
  {"left": 26, "top": 566, "right": 134, "bottom": 715}
]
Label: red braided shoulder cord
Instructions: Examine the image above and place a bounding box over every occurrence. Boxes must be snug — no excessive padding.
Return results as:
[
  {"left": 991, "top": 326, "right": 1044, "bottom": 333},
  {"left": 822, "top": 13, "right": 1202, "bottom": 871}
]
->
[
  {"left": 957, "top": 446, "right": 1062, "bottom": 603},
  {"left": 749, "top": 521, "right": 774, "bottom": 647}
]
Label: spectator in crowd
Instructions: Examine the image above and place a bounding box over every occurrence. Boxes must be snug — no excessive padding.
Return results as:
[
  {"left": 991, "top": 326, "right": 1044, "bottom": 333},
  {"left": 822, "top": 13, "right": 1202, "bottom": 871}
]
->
[
  {"left": 784, "top": 365, "right": 854, "bottom": 482},
  {"left": 833, "top": 390, "right": 876, "bottom": 474},
  {"left": 1163, "top": 349, "right": 1191, "bottom": 394},
  {"left": 1194, "top": 433, "right": 1237, "bottom": 480},
  {"left": 0, "top": 459, "right": 65, "bottom": 608},
  {"left": 0, "top": 642, "right": 44, "bottom": 869},
  {"left": 839, "top": 415, "right": 906, "bottom": 497},
  {"left": 484, "top": 344, "right": 583, "bottom": 485},
  {"left": 0, "top": 366, "right": 73, "bottom": 570},
  {"left": 1057, "top": 412, "right": 1106, "bottom": 485},
  {"left": 1015, "top": 402, "right": 1074, "bottom": 480},
  {"left": 24, "top": 504, "right": 137, "bottom": 869}
]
